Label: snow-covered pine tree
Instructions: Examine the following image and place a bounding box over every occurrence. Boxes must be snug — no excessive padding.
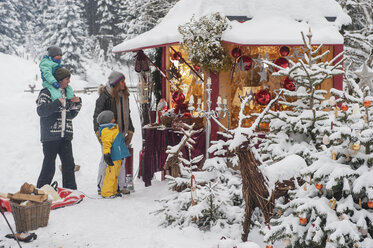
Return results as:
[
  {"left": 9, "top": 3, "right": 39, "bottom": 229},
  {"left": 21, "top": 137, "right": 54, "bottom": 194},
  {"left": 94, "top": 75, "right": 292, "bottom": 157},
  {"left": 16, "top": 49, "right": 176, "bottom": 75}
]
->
[
  {"left": 258, "top": 30, "right": 344, "bottom": 165},
  {"left": 0, "top": 0, "right": 23, "bottom": 55},
  {"left": 337, "top": 0, "right": 373, "bottom": 71},
  {"left": 260, "top": 34, "right": 373, "bottom": 248},
  {"left": 156, "top": 123, "right": 244, "bottom": 233},
  {"left": 40, "top": 0, "right": 89, "bottom": 74}
]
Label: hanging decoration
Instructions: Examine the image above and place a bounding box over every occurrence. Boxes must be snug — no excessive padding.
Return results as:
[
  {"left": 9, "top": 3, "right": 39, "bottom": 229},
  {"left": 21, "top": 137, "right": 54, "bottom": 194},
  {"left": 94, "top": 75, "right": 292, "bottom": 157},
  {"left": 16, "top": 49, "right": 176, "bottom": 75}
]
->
[
  {"left": 341, "top": 104, "right": 349, "bottom": 112},
  {"left": 283, "top": 77, "right": 296, "bottom": 91},
  {"left": 232, "top": 47, "right": 242, "bottom": 59},
  {"left": 273, "top": 57, "right": 289, "bottom": 71},
  {"left": 134, "top": 50, "right": 150, "bottom": 73},
  {"left": 156, "top": 98, "right": 168, "bottom": 124},
  {"left": 255, "top": 89, "right": 271, "bottom": 105},
  {"left": 173, "top": 52, "right": 182, "bottom": 61},
  {"left": 367, "top": 201, "right": 373, "bottom": 208},
  {"left": 171, "top": 90, "right": 188, "bottom": 115},
  {"left": 280, "top": 46, "right": 290, "bottom": 56},
  {"left": 322, "top": 134, "right": 330, "bottom": 145},
  {"left": 355, "top": 62, "right": 373, "bottom": 91},
  {"left": 191, "top": 174, "right": 197, "bottom": 206},
  {"left": 363, "top": 100, "right": 371, "bottom": 108},
  {"left": 236, "top": 55, "right": 253, "bottom": 72},
  {"left": 350, "top": 143, "right": 361, "bottom": 155},
  {"left": 299, "top": 217, "right": 307, "bottom": 225},
  {"left": 167, "top": 64, "right": 182, "bottom": 80}
]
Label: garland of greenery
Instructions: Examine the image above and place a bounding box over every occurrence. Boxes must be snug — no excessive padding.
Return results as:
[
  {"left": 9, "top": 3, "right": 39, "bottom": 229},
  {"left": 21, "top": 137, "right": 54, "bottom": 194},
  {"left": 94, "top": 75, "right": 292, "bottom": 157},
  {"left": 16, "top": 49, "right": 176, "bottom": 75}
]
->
[{"left": 178, "top": 12, "right": 232, "bottom": 73}]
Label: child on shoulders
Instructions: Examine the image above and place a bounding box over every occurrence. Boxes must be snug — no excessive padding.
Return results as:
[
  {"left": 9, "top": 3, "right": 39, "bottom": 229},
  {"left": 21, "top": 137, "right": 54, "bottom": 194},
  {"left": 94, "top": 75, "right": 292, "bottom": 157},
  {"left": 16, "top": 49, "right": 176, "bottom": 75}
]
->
[{"left": 39, "top": 45, "right": 74, "bottom": 101}]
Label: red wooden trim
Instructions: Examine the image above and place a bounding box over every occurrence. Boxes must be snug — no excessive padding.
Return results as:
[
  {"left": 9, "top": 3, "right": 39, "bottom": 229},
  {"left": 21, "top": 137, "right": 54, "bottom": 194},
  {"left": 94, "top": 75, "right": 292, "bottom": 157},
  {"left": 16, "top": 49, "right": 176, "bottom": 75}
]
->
[
  {"left": 161, "top": 47, "right": 167, "bottom": 98},
  {"left": 113, "top": 42, "right": 179, "bottom": 53},
  {"left": 333, "top": 44, "right": 344, "bottom": 90},
  {"left": 223, "top": 41, "right": 343, "bottom": 47}
]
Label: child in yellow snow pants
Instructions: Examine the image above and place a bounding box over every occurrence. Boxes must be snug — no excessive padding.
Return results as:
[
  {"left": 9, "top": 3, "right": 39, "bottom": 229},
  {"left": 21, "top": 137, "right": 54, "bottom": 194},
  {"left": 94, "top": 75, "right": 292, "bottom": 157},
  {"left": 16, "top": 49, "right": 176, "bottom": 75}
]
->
[{"left": 97, "top": 110, "right": 131, "bottom": 198}]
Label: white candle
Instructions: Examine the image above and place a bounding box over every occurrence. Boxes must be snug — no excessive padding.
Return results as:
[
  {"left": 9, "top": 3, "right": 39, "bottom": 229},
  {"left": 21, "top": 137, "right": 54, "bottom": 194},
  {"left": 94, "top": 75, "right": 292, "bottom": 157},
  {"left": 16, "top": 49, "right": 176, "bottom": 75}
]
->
[
  {"left": 197, "top": 98, "right": 201, "bottom": 104},
  {"left": 223, "top": 98, "right": 227, "bottom": 105},
  {"left": 217, "top": 96, "right": 222, "bottom": 104},
  {"left": 189, "top": 95, "right": 194, "bottom": 104}
]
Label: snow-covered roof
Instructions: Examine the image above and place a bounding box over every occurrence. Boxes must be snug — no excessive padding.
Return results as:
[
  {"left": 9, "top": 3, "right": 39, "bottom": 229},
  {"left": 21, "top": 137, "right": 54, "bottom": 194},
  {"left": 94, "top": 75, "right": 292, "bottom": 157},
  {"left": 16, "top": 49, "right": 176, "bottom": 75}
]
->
[{"left": 113, "top": 0, "right": 351, "bottom": 53}]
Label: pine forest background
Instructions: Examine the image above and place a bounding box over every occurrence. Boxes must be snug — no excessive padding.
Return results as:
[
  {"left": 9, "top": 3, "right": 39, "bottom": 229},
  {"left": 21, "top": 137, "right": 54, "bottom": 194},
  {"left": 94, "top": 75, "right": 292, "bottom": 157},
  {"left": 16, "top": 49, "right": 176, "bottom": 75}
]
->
[{"left": 0, "top": 0, "right": 372, "bottom": 81}]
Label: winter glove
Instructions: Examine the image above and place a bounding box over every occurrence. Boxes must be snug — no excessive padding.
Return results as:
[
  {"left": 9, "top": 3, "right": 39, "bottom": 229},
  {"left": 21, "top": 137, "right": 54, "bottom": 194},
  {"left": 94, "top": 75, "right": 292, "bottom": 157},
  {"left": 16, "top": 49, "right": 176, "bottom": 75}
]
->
[
  {"left": 125, "top": 131, "right": 134, "bottom": 146},
  {"left": 52, "top": 82, "right": 60, "bottom": 89},
  {"left": 104, "top": 153, "right": 114, "bottom": 166}
]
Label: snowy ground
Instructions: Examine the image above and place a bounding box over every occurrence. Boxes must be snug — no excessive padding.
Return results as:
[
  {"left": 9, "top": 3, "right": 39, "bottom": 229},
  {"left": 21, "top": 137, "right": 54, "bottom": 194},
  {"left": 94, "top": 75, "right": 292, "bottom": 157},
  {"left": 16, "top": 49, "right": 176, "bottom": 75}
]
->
[{"left": 0, "top": 53, "right": 269, "bottom": 248}]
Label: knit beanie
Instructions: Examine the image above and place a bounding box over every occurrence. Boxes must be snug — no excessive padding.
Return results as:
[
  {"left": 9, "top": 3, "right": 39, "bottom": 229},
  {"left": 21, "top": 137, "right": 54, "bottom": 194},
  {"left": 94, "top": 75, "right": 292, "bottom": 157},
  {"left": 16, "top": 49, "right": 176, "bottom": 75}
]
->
[
  {"left": 54, "top": 68, "right": 71, "bottom": 82},
  {"left": 97, "top": 110, "right": 114, "bottom": 125},
  {"left": 47, "top": 46, "right": 62, "bottom": 57},
  {"left": 108, "top": 71, "right": 125, "bottom": 87}
]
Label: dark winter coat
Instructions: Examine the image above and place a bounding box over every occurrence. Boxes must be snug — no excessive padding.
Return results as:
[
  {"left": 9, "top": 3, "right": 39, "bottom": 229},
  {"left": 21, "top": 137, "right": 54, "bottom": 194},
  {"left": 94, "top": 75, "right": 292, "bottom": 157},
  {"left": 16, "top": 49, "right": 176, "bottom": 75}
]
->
[
  {"left": 36, "top": 88, "right": 82, "bottom": 142},
  {"left": 93, "top": 86, "right": 134, "bottom": 133}
]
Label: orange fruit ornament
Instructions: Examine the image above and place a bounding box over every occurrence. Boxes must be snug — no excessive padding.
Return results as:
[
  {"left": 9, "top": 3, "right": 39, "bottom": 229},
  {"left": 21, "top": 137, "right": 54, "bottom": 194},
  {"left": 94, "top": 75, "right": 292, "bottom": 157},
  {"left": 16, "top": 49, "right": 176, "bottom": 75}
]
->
[
  {"left": 368, "top": 201, "right": 373, "bottom": 208},
  {"left": 316, "top": 183, "right": 323, "bottom": 190},
  {"left": 341, "top": 105, "right": 348, "bottom": 111},
  {"left": 363, "top": 100, "right": 371, "bottom": 108},
  {"left": 299, "top": 217, "right": 307, "bottom": 225}
]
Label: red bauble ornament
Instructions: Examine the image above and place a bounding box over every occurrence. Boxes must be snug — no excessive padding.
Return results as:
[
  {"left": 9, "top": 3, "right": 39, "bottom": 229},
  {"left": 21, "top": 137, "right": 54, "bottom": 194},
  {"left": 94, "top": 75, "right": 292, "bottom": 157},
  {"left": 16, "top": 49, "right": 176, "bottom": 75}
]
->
[
  {"left": 171, "top": 90, "right": 185, "bottom": 105},
  {"left": 315, "top": 183, "right": 323, "bottom": 190},
  {"left": 299, "top": 217, "right": 307, "bottom": 225},
  {"left": 231, "top": 47, "right": 242, "bottom": 59},
  {"left": 283, "top": 77, "right": 295, "bottom": 91},
  {"left": 173, "top": 52, "right": 181, "bottom": 60},
  {"left": 238, "top": 55, "right": 253, "bottom": 70},
  {"left": 274, "top": 57, "right": 289, "bottom": 71},
  {"left": 280, "top": 46, "right": 290, "bottom": 56},
  {"left": 368, "top": 201, "right": 373, "bottom": 208},
  {"left": 255, "top": 89, "right": 271, "bottom": 105},
  {"left": 341, "top": 105, "right": 348, "bottom": 111},
  {"left": 193, "top": 65, "right": 200, "bottom": 71}
]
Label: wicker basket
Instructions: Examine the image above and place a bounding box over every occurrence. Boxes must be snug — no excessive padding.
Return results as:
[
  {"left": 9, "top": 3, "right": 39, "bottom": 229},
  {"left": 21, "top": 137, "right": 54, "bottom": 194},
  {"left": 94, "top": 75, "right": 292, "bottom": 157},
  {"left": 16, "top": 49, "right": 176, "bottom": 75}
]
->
[{"left": 10, "top": 200, "right": 52, "bottom": 233}]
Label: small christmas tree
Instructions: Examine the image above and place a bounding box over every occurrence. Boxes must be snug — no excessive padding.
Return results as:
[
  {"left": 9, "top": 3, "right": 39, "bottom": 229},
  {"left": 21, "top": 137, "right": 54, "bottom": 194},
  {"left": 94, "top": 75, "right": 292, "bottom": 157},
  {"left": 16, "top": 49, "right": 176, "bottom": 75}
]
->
[{"left": 261, "top": 36, "right": 373, "bottom": 247}]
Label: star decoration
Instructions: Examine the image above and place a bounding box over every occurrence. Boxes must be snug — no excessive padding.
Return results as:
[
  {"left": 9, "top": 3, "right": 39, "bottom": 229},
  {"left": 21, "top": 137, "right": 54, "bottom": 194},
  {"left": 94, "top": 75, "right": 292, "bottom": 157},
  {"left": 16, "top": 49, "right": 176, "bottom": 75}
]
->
[
  {"left": 355, "top": 62, "right": 373, "bottom": 91},
  {"left": 236, "top": 59, "right": 247, "bottom": 72},
  {"left": 257, "top": 68, "right": 268, "bottom": 83}
]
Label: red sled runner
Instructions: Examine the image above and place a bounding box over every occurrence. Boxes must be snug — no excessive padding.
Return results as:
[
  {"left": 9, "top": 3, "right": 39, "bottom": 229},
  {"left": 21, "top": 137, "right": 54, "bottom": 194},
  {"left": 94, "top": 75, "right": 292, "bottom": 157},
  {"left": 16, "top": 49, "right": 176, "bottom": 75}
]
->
[{"left": 0, "top": 187, "right": 85, "bottom": 212}]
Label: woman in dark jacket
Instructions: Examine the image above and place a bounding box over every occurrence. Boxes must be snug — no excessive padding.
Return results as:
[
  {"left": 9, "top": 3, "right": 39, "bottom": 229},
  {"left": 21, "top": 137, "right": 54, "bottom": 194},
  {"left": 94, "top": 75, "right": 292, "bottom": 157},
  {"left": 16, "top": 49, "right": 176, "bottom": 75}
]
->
[{"left": 93, "top": 71, "right": 134, "bottom": 195}]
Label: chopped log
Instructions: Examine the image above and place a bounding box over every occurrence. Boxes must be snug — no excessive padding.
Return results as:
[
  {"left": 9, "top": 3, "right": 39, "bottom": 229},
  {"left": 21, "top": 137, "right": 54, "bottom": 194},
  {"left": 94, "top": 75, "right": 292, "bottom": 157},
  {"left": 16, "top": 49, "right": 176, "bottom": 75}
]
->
[
  {"left": 20, "top": 182, "right": 45, "bottom": 195},
  {"left": 9, "top": 193, "right": 48, "bottom": 203}
]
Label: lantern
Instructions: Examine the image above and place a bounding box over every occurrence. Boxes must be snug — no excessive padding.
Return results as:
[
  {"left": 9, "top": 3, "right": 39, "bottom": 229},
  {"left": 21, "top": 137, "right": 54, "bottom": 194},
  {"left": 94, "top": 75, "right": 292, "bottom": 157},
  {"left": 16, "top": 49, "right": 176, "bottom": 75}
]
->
[
  {"left": 231, "top": 47, "right": 242, "bottom": 59},
  {"left": 255, "top": 89, "right": 271, "bottom": 105},
  {"left": 299, "top": 217, "right": 307, "bottom": 225},
  {"left": 280, "top": 46, "right": 290, "bottom": 56}
]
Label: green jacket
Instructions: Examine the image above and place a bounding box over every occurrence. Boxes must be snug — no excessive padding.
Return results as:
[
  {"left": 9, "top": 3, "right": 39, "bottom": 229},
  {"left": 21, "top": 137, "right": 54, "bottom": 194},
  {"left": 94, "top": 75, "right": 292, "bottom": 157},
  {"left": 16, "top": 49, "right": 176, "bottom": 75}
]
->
[{"left": 39, "top": 56, "right": 74, "bottom": 101}]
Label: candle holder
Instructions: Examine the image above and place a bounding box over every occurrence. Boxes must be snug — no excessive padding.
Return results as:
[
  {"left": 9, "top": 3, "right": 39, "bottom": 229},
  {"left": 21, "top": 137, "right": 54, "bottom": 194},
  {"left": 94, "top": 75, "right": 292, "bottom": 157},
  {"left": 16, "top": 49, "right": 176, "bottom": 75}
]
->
[{"left": 188, "top": 77, "right": 228, "bottom": 159}]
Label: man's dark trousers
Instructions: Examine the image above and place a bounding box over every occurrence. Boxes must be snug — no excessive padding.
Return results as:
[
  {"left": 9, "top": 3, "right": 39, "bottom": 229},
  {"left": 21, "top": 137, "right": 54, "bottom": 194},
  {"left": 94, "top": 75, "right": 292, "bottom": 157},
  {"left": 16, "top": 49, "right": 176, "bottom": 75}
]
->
[{"left": 37, "top": 138, "right": 77, "bottom": 189}]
